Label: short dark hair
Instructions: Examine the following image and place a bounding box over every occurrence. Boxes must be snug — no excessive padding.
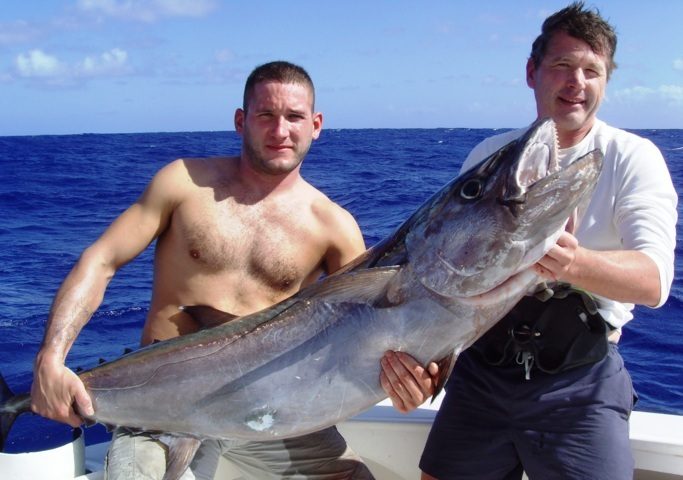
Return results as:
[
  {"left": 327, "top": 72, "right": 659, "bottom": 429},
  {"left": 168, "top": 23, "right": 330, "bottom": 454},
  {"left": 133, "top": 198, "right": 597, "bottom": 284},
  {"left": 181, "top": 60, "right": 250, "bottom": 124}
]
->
[
  {"left": 243, "top": 61, "right": 315, "bottom": 111},
  {"left": 530, "top": 2, "right": 618, "bottom": 79}
]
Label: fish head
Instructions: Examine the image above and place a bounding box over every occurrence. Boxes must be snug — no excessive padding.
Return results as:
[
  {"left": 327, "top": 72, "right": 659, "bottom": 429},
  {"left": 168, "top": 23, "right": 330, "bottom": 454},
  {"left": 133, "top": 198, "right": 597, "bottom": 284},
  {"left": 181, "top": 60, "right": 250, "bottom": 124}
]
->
[{"left": 405, "top": 118, "right": 603, "bottom": 299}]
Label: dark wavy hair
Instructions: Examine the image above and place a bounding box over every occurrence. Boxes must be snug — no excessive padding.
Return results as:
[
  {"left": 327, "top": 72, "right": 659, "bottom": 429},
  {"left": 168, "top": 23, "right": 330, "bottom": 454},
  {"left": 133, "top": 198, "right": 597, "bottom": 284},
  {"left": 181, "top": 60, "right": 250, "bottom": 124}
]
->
[
  {"left": 530, "top": 2, "right": 618, "bottom": 79},
  {"left": 243, "top": 61, "right": 315, "bottom": 111}
]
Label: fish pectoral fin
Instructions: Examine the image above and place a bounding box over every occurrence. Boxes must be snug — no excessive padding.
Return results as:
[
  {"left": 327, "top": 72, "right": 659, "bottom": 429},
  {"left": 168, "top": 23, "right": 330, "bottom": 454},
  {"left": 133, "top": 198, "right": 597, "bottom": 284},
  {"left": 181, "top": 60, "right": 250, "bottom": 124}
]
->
[
  {"left": 158, "top": 435, "right": 202, "bottom": 480},
  {"left": 181, "top": 305, "right": 239, "bottom": 329},
  {"left": 301, "top": 266, "right": 401, "bottom": 303},
  {"left": 432, "top": 351, "right": 458, "bottom": 402}
]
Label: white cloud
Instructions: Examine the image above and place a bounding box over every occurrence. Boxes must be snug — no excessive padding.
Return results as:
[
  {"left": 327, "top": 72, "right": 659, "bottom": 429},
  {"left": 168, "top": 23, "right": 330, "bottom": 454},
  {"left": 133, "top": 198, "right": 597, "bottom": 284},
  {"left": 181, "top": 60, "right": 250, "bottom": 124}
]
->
[
  {"left": 77, "top": 48, "right": 130, "bottom": 76},
  {"left": 16, "top": 50, "right": 65, "bottom": 78},
  {"left": 77, "top": 0, "right": 217, "bottom": 22},
  {"left": 613, "top": 85, "right": 655, "bottom": 101},
  {"left": 674, "top": 59, "right": 683, "bottom": 71},
  {"left": 15, "top": 48, "right": 132, "bottom": 85},
  {"left": 613, "top": 85, "right": 683, "bottom": 104},
  {"left": 659, "top": 84, "right": 683, "bottom": 102}
]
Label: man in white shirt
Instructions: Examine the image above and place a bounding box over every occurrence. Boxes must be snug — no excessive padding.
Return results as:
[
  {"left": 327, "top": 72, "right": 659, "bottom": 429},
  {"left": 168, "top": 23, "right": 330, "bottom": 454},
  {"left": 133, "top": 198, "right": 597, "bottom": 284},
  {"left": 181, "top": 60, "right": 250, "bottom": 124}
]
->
[{"left": 419, "top": 3, "right": 677, "bottom": 479}]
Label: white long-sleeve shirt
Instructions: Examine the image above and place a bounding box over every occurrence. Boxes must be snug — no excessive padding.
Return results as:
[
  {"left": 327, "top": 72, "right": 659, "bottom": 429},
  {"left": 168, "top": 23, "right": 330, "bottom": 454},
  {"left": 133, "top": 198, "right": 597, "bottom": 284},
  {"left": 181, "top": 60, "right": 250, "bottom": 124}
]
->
[{"left": 461, "top": 119, "right": 678, "bottom": 328}]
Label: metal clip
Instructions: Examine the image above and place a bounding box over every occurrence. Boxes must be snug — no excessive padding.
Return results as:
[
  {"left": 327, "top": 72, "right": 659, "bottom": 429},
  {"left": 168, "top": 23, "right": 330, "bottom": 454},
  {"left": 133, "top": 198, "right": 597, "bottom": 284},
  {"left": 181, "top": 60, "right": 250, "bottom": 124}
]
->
[{"left": 516, "top": 351, "right": 535, "bottom": 380}]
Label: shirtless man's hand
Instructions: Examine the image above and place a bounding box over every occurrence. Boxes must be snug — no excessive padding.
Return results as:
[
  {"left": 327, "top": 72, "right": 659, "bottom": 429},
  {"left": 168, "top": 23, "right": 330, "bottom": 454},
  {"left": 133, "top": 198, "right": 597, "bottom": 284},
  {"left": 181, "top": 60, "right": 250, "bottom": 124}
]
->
[
  {"left": 31, "top": 353, "right": 93, "bottom": 427},
  {"left": 380, "top": 351, "right": 439, "bottom": 413}
]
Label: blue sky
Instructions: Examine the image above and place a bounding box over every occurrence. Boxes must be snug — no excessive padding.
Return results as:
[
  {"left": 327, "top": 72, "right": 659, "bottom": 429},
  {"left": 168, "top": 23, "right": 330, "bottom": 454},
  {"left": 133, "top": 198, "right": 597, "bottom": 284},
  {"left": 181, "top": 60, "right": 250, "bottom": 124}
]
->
[{"left": 2, "top": 1, "right": 682, "bottom": 136}]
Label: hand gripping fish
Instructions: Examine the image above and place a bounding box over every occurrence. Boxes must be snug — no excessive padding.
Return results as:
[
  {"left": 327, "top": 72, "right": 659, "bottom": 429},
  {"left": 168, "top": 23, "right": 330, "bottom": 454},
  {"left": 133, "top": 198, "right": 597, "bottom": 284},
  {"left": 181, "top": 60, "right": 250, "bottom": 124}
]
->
[{"left": 1, "top": 118, "right": 602, "bottom": 479}]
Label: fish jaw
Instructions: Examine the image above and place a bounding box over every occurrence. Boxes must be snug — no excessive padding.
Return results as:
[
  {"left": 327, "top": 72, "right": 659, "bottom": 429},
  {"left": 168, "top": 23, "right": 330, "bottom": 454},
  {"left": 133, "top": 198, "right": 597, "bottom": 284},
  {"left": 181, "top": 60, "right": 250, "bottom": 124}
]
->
[{"left": 405, "top": 118, "right": 603, "bottom": 299}]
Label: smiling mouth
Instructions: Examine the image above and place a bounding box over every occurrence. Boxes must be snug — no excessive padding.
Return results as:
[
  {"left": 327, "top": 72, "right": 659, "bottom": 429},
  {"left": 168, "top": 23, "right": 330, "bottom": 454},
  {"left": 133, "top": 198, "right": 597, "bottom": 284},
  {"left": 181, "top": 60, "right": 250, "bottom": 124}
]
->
[{"left": 559, "top": 96, "right": 584, "bottom": 106}]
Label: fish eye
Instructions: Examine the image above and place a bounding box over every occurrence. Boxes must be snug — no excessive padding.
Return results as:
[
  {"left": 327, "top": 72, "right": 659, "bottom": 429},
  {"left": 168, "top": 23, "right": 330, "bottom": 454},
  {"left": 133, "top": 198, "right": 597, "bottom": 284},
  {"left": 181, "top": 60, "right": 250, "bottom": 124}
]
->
[{"left": 460, "top": 179, "right": 483, "bottom": 200}]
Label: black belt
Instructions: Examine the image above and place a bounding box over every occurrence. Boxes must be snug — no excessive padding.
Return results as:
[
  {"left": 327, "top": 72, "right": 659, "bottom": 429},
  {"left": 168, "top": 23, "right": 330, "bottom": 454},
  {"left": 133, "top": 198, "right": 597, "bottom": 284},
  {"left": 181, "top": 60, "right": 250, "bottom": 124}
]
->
[{"left": 472, "top": 284, "right": 611, "bottom": 379}]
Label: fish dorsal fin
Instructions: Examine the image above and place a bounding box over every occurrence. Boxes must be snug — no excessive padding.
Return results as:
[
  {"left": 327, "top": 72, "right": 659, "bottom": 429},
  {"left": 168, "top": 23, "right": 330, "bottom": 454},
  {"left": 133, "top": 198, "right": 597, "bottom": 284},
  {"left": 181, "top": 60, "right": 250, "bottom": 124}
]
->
[
  {"left": 432, "top": 351, "right": 458, "bottom": 402},
  {"left": 180, "top": 305, "right": 239, "bottom": 329},
  {"left": 158, "top": 435, "right": 202, "bottom": 480},
  {"left": 299, "top": 266, "right": 401, "bottom": 304}
]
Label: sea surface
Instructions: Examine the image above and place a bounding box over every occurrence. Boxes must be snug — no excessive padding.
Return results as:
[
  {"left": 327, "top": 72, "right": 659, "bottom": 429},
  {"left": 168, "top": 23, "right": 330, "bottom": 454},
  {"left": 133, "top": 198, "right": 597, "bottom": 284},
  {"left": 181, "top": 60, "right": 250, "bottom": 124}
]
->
[{"left": 1, "top": 128, "right": 682, "bottom": 453}]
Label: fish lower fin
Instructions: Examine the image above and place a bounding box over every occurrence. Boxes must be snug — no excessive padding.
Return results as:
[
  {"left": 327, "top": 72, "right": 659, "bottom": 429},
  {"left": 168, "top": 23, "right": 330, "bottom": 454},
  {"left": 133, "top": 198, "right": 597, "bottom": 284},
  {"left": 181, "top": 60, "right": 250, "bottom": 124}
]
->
[
  {"left": 158, "top": 435, "right": 202, "bottom": 480},
  {"left": 431, "top": 351, "right": 458, "bottom": 402},
  {"left": 180, "top": 305, "right": 239, "bottom": 329}
]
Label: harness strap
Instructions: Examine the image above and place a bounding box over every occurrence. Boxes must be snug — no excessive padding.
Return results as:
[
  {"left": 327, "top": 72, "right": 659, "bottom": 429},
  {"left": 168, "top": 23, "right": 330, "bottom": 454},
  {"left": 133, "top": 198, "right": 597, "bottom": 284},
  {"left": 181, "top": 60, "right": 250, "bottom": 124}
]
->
[{"left": 472, "top": 283, "right": 610, "bottom": 376}]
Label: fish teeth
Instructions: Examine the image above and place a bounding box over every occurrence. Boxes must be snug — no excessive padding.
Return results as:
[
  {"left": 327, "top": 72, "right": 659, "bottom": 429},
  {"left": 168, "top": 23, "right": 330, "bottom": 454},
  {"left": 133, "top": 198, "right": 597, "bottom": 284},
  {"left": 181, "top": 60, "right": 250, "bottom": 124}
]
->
[{"left": 550, "top": 122, "right": 560, "bottom": 173}]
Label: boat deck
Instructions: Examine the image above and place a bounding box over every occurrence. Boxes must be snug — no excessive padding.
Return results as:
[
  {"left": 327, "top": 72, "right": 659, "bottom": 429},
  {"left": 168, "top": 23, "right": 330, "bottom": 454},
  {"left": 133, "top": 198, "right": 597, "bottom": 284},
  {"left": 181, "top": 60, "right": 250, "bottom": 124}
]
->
[
  {"left": 2, "top": 398, "right": 681, "bottom": 479},
  {"left": 79, "top": 399, "right": 683, "bottom": 479}
]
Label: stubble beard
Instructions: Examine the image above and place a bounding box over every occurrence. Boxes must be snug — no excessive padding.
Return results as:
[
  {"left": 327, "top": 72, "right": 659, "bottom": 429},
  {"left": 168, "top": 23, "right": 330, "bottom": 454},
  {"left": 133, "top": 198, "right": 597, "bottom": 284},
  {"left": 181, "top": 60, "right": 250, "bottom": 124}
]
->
[{"left": 242, "top": 136, "right": 308, "bottom": 176}]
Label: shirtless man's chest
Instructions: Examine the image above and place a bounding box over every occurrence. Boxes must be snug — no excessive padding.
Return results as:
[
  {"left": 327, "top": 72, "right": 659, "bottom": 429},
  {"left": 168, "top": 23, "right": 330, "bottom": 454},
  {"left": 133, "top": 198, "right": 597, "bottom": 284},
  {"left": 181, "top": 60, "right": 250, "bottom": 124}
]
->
[{"left": 142, "top": 169, "right": 330, "bottom": 344}]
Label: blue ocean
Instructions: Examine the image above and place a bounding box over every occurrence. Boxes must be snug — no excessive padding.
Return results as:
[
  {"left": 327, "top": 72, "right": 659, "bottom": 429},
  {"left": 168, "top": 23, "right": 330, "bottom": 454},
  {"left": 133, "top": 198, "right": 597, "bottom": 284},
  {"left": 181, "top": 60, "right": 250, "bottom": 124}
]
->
[{"left": 1, "top": 128, "right": 682, "bottom": 453}]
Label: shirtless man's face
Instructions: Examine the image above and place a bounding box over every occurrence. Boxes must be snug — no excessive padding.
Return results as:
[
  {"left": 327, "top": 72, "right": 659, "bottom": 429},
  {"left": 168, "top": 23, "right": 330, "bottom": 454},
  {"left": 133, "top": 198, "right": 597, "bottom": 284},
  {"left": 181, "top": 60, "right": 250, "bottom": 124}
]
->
[{"left": 236, "top": 81, "right": 322, "bottom": 176}]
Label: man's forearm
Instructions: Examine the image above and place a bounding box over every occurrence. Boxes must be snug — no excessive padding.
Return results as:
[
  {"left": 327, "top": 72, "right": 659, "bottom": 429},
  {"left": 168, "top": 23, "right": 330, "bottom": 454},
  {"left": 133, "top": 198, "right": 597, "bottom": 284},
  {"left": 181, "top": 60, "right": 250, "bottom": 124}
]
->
[
  {"left": 569, "top": 248, "right": 661, "bottom": 306},
  {"left": 37, "top": 257, "right": 111, "bottom": 362}
]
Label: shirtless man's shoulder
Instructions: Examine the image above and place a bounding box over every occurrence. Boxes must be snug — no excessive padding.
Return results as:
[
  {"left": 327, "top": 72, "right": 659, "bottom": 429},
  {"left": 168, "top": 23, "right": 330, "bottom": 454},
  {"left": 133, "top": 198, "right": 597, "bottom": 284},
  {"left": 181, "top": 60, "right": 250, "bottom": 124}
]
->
[{"left": 305, "top": 181, "right": 365, "bottom": 271}]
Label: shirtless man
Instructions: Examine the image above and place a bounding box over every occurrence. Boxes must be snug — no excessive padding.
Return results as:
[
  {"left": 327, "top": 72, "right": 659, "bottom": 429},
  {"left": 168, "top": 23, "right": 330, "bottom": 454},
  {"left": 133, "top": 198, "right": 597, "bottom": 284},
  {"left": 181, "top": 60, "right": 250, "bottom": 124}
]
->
[{"left": 30, "top": 61, "right": 435, "bottom": 479}]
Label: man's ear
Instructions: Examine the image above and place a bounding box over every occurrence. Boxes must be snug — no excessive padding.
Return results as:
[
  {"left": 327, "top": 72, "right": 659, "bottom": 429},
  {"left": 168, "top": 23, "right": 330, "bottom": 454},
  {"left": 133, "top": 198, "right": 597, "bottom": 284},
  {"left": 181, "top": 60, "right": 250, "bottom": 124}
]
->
[
  {"left": 312, "top": 112, "right": 323, "bottom": 140},
  {"left": 526, "top": 58, "right": 536, "bottom": 89},
  {"left": 234, "top": 108, "right": 245, "bottom": 133}
]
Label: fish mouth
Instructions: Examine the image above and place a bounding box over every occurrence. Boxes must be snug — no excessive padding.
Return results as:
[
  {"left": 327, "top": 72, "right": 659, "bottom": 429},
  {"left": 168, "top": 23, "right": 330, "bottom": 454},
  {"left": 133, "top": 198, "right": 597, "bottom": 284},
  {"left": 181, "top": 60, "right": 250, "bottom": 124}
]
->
[
  {"left": 509, "top": 118, "right": 561, "bottom": 200},
  {"left": 452, "top": 268, "right": 538, "bottom": 307}
]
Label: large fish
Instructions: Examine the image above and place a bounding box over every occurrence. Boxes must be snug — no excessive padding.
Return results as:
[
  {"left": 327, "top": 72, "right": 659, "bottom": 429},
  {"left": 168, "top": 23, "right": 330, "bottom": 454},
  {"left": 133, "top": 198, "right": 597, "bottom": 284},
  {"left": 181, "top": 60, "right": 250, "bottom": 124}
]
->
[{"left": 1, "top": 118, "right": 602, "bottom": 479}]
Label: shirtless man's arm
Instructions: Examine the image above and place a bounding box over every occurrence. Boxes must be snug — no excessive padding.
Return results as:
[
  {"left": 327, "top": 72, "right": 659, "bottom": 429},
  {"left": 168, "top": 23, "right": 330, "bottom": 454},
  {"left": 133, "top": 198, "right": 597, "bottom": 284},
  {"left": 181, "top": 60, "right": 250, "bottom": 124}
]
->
[
  {"left": 318, "top": 201, "right": 366, "bottom": 274},
  {"left": 31, "top": 160, "right": 185, "bottom": 426}
]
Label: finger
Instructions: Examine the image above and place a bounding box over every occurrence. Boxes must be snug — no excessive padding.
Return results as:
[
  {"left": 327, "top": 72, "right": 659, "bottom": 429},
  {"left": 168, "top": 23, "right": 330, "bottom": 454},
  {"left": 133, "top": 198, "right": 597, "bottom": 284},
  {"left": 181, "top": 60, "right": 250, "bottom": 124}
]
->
[
  {"left": 74, "top": 387, "right": 94, "bottom": 417},
  {"left": 533, "top": 263, "right": 556, "bottom": 280},
  {"left": 557, "top": 230, "right": 578, "bottom": 248},
  {"left": 383, "top": 352, "right": 431, "bottom": 406},
  {"left": 393, "top": 352, "right": 434, "bottom": 396},
  {"left": 547, "top": 247, "right": 572, "bottom": 267},
  {"left": 380, "top": 354, "right": 414, "bottom": 401},
  {"left": 380, "top": 353, "right": 405, "bottom": 388},
  {"left": 379, "top": 370, "right": 409, "bottom": 413},
  {"left": 67, "top": 369, "right": 94, "bottom": 416},
  {"left": 65, "top": 412, "right": 84, "bottom": 428}
]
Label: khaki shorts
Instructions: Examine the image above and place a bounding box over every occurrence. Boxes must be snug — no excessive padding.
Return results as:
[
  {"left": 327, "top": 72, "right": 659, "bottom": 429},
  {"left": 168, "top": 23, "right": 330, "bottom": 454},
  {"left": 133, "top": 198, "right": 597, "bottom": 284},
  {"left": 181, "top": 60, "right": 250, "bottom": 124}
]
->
[{"left": 104, "top": 427, "right": 374, "bottom": 480}]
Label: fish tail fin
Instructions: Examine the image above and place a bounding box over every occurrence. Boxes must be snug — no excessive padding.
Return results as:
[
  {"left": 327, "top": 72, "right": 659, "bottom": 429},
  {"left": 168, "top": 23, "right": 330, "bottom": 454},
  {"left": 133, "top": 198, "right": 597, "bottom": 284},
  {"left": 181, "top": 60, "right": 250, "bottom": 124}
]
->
[{"left": 0, "top": 372, "right": 31, "bottom": 452}]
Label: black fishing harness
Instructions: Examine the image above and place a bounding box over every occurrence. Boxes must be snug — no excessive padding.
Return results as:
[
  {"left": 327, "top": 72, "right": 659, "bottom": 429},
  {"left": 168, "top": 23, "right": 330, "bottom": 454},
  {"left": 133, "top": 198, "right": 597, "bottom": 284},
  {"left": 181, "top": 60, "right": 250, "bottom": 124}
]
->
[{"left": 472, "top": 283, "right": 612, "bottom": 380}]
